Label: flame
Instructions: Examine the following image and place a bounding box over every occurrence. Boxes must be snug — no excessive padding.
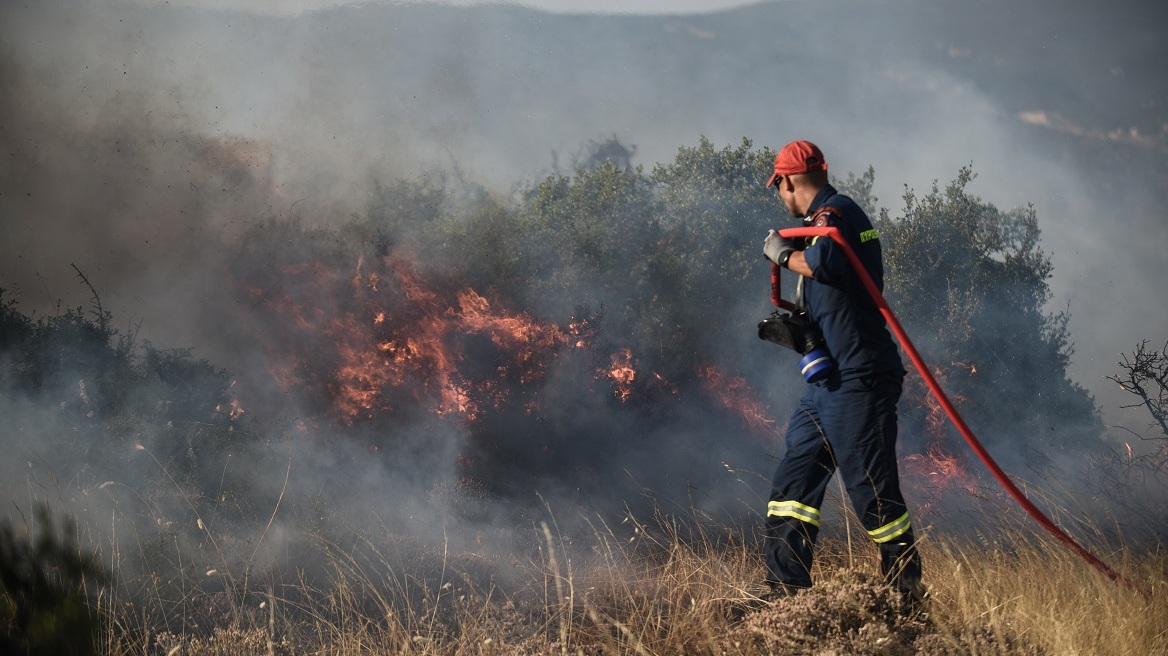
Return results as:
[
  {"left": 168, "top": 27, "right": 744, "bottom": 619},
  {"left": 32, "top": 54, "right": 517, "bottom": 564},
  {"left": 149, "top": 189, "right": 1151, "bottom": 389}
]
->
[
  {"left": 900, "top": 442, "right": 979, "bottom": 514},
  {"left": 902, "top": 443, "right": 974, "bottom": 488},
  {"left": 249, "top": 249, "right": 603, "bottom": 424},
  {"left": 329, "top": 257, "right": 478, "bottom": 420},
  {"left": 920, "top": 366, "right": 960, "bottom": 433},
  {"left": 604, "top": 348, "right": 637, "bottom": 401},
  {"left": 454, "top": 289, "right": 576, "bottom": 384},
  {"left": 696, "top": 364, "right": 777, "bottom": 435},
  {"left": 950, "top": 361, "right": 977, "bottom": 375},
  {"left": 899, "top": 362, "right": 983, "bottom": 513},
  {"left": 236, "top": 243, "right": 733, "bottom": 480},
  {"left": 214, "top": 383, "right": 245, "bottom": 420}
]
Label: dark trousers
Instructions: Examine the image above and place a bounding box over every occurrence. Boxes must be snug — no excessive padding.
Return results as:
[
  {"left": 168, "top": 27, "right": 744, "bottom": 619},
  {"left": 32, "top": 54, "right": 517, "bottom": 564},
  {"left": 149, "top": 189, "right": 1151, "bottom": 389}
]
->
[{"left": 765, "top": 372, "right": 921, "bottom": 591}]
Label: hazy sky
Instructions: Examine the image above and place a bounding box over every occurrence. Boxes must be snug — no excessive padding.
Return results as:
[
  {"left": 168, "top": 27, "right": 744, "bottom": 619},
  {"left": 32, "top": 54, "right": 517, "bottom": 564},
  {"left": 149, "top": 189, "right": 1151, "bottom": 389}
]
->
[{"left": 121, "top": 0, "right": 763, "bottom": 15}]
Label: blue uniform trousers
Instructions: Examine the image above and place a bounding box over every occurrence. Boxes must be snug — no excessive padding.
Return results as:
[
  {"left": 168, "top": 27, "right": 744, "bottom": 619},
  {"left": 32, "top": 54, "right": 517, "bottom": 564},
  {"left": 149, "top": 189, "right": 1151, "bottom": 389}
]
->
[{"left": 765, "top": 372, "right": 920, "bottom": 590}]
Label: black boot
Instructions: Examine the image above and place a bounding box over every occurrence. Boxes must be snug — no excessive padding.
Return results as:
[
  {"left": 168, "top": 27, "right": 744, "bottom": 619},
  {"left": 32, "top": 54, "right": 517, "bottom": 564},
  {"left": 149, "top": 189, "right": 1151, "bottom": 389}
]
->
[
  {"left": 880, "top": 539, "right": 921, "bottom": 591},
  {"left": 880, "top": 539, "right": 927, "bottom": 616},
  {"left": 760, "top": 581, "right": 808, "bottom": 603}
]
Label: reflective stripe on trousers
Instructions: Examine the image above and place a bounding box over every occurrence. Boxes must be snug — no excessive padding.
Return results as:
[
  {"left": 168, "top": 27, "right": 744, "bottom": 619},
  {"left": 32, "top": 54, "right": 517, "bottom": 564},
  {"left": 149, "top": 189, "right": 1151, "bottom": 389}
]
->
[
  {"left": 867, "top": 511, "right": 912, "bottom": 543},
  {"left": 767, "top": 500, "right": 821, "bottom": 527}
]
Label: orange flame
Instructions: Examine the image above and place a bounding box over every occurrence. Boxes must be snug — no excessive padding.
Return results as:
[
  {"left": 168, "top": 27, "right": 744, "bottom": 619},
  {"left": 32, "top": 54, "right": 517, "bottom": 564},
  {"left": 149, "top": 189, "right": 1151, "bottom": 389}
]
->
[
  {"left": 253, "top": 249, "right": 604, "bottom": 424},
  {"left": 214, "top": 381, "right": 246, "bottom": 420},
  {"left": 455, "top": 289, "right": 576, "bottom": 384},
  {"left": 899, "top": 362, "right": 983, "bottom": 513},
  {"left": 696, "top": 364, "right": 777, "bottom": 435},
  {"left": 902, "top": 443, "right": 975, "bottom": 488},
  {"left": 239, "top": 245, "right": 700, "bottom": 440},
  {"left": 604, "top": 348, "right": 637, "bottom": 402},
  {"left": 214, "top": 399, "right": 245, "bottom": 420}
]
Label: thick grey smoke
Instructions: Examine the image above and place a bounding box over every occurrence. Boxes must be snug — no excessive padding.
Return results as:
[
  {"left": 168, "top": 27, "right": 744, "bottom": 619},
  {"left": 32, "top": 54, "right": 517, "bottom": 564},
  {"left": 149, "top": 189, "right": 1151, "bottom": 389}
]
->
[{"left": 2, "top": 0, "right": 1166, "bottom": 602}]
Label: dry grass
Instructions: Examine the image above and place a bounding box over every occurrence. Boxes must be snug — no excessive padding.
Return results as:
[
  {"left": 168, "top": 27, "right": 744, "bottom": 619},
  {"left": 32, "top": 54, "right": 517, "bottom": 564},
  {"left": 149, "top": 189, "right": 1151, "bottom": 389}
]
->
[
  {"left": 920, "top": 534, "right": 1167, "bottom": 655},
  {"left": 91, "top": 505, "right": 1167, "bottom": 656}
]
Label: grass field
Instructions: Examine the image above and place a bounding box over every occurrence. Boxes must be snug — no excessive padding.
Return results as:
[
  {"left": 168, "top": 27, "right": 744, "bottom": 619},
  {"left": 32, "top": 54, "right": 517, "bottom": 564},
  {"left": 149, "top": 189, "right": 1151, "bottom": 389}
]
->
[
  {"left": 4, "top": 433, "right": 1164, "bottom": 655},
  {"left": 87, "top": 497, "right": 1165, "bottom": 656}
]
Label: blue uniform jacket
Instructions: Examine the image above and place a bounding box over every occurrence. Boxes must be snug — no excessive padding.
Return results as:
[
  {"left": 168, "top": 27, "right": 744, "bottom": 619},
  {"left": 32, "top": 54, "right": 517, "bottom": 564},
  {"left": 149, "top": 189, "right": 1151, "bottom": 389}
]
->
[{"left": 800, "top": 185, "right": 904, "bottom": 381}]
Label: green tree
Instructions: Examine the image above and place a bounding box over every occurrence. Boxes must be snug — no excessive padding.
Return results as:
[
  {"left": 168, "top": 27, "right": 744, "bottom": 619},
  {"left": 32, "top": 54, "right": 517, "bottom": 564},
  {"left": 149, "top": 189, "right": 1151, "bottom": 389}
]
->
[
  {"left": 878, "top": 167, "right": 1101, "bottom": 458},
  {"left": 515, "top": 157, "right": 660, "bottom": 329},
  {"left": 511, "top": 136, "right": 777, "bottom": 375},
  {"left": 646, "top": 137, "right": 777, "bottom": 373}
]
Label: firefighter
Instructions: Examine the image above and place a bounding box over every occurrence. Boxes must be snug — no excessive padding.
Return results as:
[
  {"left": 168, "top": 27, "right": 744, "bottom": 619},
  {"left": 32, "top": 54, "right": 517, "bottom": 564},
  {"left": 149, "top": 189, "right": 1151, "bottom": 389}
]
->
[{"left": 760, "top": 140, "right": 922, "bottom": 602}]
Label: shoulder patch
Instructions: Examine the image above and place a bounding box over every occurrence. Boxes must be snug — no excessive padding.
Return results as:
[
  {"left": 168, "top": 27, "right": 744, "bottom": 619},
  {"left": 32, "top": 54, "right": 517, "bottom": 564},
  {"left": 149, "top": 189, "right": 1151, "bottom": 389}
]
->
[{"left": 811, "top": 206, "right": 838, "bottom": 227}]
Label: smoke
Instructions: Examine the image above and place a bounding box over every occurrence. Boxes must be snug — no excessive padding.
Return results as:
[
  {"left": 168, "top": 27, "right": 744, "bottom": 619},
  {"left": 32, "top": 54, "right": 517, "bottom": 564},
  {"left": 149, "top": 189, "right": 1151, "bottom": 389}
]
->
[{"left": 2, "top": 0, "right": 1167, "bottom": 610}]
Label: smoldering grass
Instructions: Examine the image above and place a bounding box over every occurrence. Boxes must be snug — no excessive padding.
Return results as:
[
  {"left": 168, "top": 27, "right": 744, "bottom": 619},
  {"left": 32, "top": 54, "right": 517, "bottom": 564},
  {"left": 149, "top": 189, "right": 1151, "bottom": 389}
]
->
[
  {"left": 85, "top": 522, "right": 1160, "bottom": 654},
  {"left": 20, "top": 449, "right": 1166, "bottom": 655}
]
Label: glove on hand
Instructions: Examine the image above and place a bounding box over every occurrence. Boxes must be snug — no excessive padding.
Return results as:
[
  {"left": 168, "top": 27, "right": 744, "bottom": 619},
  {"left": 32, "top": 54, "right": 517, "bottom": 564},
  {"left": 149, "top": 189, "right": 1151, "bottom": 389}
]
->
[{"left": 763, "top": 230, "right": 797, "bottom": 268}]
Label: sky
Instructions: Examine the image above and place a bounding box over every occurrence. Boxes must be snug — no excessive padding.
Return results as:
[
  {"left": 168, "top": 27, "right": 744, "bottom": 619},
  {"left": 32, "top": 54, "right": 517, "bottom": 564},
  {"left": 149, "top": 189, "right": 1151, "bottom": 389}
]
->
[{"left": 118, "top": 0, "right": 764, "bottom": 15}]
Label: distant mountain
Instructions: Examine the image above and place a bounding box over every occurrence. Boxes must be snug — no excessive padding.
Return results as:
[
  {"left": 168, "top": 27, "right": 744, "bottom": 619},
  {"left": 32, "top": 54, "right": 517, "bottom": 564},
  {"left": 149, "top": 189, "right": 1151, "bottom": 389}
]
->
[{"left": 7, "top": 0, "right": 1165, "bottom": 188}]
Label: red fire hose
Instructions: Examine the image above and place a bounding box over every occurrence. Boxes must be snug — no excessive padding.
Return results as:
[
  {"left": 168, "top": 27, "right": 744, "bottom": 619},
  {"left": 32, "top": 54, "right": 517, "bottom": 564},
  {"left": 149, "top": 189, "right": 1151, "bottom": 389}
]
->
[{"left": 775, "top": 225, "right": 1136, "bottom": 590}]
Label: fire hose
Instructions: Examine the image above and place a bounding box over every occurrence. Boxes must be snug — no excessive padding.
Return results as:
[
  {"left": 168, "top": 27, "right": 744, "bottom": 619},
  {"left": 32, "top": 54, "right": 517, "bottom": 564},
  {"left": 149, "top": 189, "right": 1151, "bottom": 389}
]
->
[{"left": 774, "top": 225, "right": 1138, "bottom": 591}]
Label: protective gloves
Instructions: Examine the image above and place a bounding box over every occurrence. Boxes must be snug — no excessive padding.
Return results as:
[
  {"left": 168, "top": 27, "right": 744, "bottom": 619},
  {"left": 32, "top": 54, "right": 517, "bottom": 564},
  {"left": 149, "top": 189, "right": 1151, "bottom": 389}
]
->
[{"left": 763, "top": 229, "right": 797, "bottom": 268}]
